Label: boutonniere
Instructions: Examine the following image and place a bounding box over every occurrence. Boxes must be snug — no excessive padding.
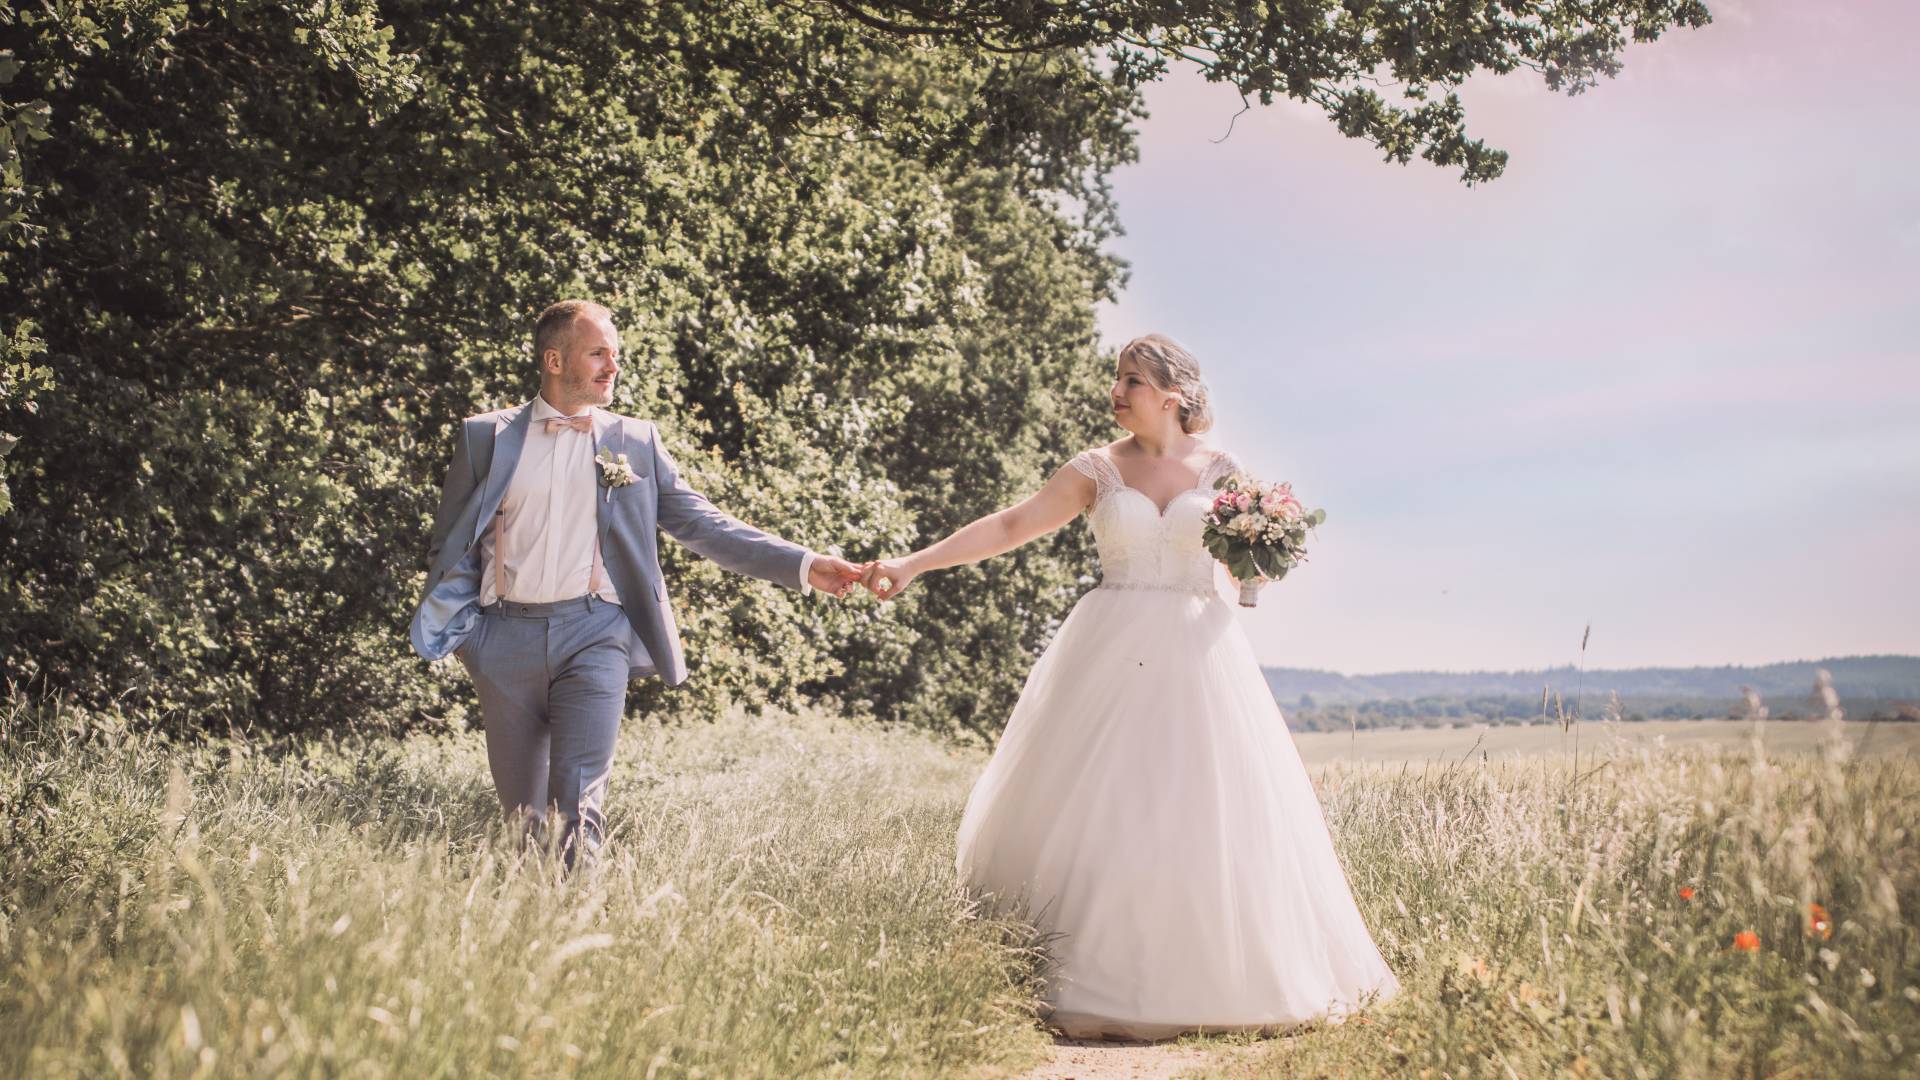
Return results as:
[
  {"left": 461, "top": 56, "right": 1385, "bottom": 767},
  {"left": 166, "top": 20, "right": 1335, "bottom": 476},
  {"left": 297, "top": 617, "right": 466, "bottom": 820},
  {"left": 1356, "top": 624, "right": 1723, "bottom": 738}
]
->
[{"left": 596, "top": 449, "right": 638, "bottom": 501}]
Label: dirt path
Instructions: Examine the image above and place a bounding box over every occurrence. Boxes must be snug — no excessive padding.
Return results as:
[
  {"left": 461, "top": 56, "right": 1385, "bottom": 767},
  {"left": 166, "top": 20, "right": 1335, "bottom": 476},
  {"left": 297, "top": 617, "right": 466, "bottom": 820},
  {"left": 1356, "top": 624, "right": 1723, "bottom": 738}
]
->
[{"left": 1016, "top": 1035, "right": 1228, "bottom": 1080}]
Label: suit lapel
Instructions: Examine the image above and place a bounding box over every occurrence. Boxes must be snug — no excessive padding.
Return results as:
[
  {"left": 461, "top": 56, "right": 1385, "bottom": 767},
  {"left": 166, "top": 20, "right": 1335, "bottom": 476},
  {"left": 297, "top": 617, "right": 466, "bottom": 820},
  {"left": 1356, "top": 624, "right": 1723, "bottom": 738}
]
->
[
  {"left": 471, "top": 402, "right": 533, "bottom": 547},
  {"left": 593, "top": 408, "right": 622, "bottom": 548}
]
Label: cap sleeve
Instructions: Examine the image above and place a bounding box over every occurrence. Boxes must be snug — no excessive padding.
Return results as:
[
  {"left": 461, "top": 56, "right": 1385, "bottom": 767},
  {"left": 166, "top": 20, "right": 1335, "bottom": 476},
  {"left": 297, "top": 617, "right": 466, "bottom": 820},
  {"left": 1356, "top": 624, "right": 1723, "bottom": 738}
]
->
[
  {"left": 1067, "top": 449, "right": 1125, "bottom": 505},
  {"left": 1200, "top": 450, "right": 1245, "bottom": 489}
]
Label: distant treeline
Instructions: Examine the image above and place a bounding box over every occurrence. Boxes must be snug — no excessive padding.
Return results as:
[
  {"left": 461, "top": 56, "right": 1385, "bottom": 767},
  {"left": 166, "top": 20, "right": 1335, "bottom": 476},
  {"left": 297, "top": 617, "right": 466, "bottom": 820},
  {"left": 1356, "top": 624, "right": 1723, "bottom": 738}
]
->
[
  {"left": 1266, "top": 656, "right": 1920, "bottom": 732},
  {"left": 1278, "top": 697, "right": 1920, "bottom": 734}
]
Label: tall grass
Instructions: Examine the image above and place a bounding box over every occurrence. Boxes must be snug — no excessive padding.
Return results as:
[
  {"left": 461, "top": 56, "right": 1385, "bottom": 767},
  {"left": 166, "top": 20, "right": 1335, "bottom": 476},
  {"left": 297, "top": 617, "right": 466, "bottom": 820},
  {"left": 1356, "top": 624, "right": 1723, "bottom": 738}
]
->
[
  {"left": 5, "top": 692, "right": 1915, "bottom": 1078},
  {"left": 1200, "top": 705, "right": 1920, "bottom": 1079},
  {"left": 0, "top": 697, "right": 1050, "bottom": 1078}
]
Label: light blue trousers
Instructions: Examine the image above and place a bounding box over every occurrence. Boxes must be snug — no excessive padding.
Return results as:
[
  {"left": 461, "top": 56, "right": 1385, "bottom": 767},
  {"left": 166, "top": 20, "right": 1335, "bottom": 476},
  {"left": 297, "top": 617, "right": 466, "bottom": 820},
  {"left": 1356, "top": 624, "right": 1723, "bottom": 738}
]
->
[{"left": 457, "top": 596, "right": 631, "bottom": 869}]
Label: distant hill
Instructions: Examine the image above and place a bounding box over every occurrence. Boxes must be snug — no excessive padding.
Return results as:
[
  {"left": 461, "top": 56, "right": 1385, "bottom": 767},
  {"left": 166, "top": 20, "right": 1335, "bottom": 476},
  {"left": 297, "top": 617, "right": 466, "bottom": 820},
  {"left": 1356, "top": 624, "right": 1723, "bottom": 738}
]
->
[{"left": 1263, "top": 655, "right": 1920, "bottom": 705}]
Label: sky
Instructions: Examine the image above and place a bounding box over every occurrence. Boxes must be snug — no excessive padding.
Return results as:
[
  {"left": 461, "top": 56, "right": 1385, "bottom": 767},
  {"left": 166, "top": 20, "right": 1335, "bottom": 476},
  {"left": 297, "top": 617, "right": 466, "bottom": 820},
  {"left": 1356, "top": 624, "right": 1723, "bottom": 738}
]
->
[{"left": 1095, "top": 0, "right": 1920, "bottom": 675}]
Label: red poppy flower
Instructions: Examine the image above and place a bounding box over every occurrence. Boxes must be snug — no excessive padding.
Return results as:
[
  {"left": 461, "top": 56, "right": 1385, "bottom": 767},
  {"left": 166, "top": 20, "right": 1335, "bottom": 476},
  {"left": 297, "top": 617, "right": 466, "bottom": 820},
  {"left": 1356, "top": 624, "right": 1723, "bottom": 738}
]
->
[
  {"left": 1678, "top": 886, "right": 1695, "bottom": 901},
  {"left": 1733, "top": 931, "right": 1760, "bottom": 952},
  {"left": 1807, "top": 903, "right": 1832, "bottom": 940}
]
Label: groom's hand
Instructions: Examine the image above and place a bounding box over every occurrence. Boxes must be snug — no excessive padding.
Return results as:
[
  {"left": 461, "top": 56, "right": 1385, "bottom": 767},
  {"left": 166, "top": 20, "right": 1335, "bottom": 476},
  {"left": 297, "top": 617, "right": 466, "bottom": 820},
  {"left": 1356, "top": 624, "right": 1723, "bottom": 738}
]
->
[{"left": 808, "top": 554, "right": 867, "bottom": 599}]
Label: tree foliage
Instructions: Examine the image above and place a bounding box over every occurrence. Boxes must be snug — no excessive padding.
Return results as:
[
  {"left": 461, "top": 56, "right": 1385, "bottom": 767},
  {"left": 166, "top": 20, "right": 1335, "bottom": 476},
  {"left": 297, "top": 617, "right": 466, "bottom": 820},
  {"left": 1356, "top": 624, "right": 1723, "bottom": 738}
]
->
[
  {"left": 0, "top": 0, "right": 1709, "bottom": 736},
  {"left": 0, "top": 0, "right": 1130, "bottom": 735},
  {"left": 823, "top": 0, "right": 1712, "bottom": 183}
]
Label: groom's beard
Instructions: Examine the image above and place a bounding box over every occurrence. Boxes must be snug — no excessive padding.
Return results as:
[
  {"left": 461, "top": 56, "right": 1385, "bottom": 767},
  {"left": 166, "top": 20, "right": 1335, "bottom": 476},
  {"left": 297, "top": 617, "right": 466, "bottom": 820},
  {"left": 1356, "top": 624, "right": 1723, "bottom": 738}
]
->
[{"left": 567, "top": 372, "right": 615, "bottom": 407}]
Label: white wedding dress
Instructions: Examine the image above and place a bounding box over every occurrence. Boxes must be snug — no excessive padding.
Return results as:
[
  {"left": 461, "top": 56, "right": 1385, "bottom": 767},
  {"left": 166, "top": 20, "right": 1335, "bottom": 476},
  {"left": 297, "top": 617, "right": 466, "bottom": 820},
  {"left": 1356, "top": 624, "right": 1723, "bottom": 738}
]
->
[{"left": 955, "top": 447, "right": 1401, "bottom": 1040}]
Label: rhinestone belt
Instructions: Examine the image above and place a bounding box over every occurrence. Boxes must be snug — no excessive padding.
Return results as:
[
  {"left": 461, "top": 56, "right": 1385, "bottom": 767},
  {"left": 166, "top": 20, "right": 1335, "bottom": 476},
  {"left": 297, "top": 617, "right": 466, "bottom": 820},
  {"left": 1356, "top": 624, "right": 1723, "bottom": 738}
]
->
[{"left": 1096, "top": 582, "right": 1216, "bottom": 597}]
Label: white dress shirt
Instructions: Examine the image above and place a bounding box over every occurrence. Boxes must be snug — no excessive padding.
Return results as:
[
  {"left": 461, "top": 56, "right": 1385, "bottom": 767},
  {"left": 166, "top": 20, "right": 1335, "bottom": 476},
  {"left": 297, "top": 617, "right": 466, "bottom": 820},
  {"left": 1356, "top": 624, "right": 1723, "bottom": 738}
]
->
[
  {"left": 480, "top": 396, "right": 622, "bottom": 608},
  {"left": 480, "top": 396, "right": 819, "bottom": 610}
]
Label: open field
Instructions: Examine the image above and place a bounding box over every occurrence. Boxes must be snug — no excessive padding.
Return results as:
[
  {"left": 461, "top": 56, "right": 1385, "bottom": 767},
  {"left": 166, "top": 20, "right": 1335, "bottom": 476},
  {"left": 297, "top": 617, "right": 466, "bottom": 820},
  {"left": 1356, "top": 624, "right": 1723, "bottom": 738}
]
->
[
  {"left": 1293, "top": 718, "right": 1920, "bottom": 768},
  {"left": 4, "top": 697, "right": 1916, "bottom": 1078},
  {"left": 0, "top": 699, "right": 1054, "bottom": 1079}
]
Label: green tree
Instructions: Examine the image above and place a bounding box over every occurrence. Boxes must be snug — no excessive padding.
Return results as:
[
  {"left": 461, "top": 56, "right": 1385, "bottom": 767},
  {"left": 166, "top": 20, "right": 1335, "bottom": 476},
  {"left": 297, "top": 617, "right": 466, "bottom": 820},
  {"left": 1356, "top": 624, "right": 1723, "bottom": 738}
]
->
[
  {"left": 0, "top": 1, "right": 1126, "bottom": 735},
  {"left": 0, "top": 0, "right": 1710, "bottom": 736},
  {"left": 0, "top": 36, "right": 53, "bottom": 516},
  {"left": 821, "top": 0, "right": 1712, "bottom": 183}
]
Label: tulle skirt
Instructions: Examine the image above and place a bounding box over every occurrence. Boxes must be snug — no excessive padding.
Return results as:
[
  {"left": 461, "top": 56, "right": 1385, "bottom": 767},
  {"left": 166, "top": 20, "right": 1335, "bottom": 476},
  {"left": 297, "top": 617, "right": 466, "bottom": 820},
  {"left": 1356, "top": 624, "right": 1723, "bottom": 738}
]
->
[{"left": 956, "top": 586, "right": 1401, "bottom": 1039}]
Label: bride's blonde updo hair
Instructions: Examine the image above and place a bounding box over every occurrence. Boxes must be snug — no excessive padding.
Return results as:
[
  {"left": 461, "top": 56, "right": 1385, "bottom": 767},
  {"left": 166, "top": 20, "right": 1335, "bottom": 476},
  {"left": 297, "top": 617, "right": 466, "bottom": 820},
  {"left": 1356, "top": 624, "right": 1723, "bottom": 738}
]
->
[{"left": 1119, "top": 333, "right": 1214, "bottom": 434}]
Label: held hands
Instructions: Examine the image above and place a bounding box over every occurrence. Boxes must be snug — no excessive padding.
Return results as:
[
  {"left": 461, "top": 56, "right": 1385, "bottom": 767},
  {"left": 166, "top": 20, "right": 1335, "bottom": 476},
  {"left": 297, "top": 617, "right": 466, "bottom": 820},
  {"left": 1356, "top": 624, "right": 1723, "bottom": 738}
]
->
[
  {"left": 861, "top": 557, "right": 918, "bottom": 602},
  {"left": 807, "top": 554, "right": 870, "bottom": 599},
  {"left": 804, "top": 551, "right": 920, "bottom": 601}
]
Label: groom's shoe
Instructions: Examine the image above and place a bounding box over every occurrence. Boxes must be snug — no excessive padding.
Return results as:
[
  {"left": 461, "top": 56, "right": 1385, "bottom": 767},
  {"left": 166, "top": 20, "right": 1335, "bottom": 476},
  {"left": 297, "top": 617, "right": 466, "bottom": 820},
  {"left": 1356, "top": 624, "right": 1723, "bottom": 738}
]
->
[
  {"left": 558, "top": 818, "right": 606, "bottom": 879},
  {"left": 511, "top": 812, "right": 557, "bottom": 868}
]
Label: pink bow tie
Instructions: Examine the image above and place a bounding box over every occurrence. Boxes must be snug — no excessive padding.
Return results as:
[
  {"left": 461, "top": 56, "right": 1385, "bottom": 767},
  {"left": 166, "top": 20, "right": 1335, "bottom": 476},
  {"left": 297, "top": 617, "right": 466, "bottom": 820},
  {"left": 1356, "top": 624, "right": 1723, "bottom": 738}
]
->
[{"left": 544, "top": 414, "right": 592, "bottom": 434}]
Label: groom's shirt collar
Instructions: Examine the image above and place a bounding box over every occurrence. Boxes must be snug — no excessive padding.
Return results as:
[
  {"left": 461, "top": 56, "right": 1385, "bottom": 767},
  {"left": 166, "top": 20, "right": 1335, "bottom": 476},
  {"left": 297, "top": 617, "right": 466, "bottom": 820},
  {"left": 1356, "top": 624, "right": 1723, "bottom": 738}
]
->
[{"left": 531, "top": 394, "right": 592, "bottom": 423}]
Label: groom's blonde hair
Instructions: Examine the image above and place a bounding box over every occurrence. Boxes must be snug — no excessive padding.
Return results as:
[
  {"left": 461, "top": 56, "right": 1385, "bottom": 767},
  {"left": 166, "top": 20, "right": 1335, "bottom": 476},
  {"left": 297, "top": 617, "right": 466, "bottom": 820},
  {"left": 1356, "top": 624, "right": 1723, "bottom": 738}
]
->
[{"left": 533, "top": 300, "right": 613, "bottom": 364}]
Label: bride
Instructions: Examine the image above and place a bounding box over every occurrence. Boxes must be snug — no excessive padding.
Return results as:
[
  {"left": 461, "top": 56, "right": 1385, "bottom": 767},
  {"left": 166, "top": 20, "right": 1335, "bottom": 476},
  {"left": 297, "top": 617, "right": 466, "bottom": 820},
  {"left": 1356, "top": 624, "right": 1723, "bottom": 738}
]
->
[{"left": 862, "top": 333, "right": 1400, "bottom": 1039}]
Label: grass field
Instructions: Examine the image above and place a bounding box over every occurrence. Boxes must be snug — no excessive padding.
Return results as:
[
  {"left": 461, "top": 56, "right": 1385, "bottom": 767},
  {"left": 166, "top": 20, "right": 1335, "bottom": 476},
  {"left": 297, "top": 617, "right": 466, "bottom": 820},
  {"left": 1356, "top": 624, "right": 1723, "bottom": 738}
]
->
[
  {"left": 1291, "top": 717, "right": 1920, "bottom": 767},
  {"left": 3, "top": 695, "right": 1916, "bottom": 1078}
]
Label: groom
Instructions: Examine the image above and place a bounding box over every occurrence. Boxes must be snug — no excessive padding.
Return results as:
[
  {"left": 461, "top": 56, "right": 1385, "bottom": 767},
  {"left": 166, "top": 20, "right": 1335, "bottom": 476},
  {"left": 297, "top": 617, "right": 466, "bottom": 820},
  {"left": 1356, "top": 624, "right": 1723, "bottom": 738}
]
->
[{"left": 410, "top": 300, "right": 866, "bottom": 869}]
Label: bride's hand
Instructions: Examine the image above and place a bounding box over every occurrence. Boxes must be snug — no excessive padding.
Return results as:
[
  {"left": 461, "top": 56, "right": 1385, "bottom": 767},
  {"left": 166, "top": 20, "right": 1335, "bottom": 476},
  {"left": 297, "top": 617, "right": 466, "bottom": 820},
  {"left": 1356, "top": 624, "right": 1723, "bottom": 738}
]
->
[{"left": 863, "top": 557, "right": 919, "bottom": 601}]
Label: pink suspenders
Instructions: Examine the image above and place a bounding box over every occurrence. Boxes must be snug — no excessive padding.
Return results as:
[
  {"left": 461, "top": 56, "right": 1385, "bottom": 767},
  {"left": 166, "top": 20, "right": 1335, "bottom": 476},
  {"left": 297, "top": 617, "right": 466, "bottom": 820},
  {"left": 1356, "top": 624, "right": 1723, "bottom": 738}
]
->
[{"left": 489, "top": 483, "right": 609, "bottom": 604}]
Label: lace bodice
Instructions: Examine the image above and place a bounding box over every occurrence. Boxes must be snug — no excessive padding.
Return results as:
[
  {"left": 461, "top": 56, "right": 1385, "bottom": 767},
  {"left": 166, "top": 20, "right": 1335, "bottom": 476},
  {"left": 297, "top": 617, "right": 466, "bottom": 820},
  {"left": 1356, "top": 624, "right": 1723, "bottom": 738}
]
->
[{"left": 1068, "top": 447, "right": 1244, "bottom": 592}]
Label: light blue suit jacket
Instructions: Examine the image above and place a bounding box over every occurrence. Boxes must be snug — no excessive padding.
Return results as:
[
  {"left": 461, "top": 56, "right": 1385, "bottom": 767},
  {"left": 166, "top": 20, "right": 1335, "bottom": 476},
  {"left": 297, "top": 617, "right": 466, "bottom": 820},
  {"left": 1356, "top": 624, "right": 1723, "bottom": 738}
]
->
[{"left": 409, "top": 401, "right": 809, "bottom": 685}]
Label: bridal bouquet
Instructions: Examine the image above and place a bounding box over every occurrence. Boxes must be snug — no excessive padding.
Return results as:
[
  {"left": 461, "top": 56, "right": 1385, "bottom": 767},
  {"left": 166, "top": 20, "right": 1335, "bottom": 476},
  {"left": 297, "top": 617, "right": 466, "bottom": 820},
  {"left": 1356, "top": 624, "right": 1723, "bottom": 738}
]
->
[{"left": 1202, "top": 474, "right": 1325, "bottom": 607}]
